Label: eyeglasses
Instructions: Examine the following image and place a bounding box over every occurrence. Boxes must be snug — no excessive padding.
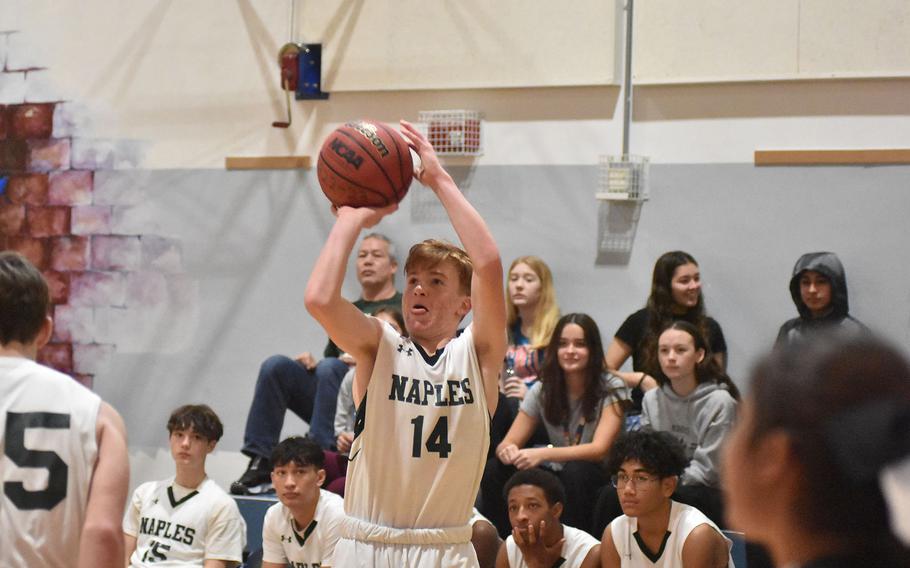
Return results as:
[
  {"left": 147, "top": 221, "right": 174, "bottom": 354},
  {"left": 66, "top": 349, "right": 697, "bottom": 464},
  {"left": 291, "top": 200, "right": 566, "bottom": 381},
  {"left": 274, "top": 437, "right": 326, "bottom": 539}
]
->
[{"left": 611, "top": 473, "right": 660, "bottom": 489}]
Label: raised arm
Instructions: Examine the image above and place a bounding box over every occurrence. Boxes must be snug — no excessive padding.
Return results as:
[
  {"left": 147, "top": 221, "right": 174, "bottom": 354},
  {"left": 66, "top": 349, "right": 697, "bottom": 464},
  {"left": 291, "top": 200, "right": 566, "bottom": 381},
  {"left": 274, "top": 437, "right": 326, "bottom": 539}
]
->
[
  {"left": 79, "top": 401, "right": 128, "bottom": 568},
  {"left": 304, "top": 206, "right": 394, "bottom": 367},
  {"left": 399, "top": 120, "right": 507, "bottom": 414}
]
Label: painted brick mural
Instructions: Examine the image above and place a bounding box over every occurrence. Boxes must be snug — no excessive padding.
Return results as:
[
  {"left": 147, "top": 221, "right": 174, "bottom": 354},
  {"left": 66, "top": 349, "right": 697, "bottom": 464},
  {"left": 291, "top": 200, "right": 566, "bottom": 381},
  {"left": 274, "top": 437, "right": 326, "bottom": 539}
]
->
[{"left": 1, "top": 29, "right": 183, "bottom": 389}]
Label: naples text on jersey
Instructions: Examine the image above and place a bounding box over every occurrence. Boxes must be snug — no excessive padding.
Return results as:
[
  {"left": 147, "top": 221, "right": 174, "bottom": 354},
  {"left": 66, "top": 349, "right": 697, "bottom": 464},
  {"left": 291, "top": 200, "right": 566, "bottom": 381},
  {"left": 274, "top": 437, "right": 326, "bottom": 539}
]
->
[{"left": 388, "top": 373, "right": 475, "bottom": 407}]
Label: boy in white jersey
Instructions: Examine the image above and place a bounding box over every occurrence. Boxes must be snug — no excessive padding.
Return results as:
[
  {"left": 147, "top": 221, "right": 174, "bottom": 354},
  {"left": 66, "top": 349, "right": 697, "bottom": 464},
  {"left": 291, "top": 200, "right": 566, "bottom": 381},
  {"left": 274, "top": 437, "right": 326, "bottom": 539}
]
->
[
  {"left": 124, "top": 405, "right": 246, "bottom": 567},
  {"left": 304, "top": 120, "right": 507, "bottom": 567},
  {"left": 0, "top": 252, "right": 129, "bottom": 568},
  {"left": 496, "top": 468, "right": 600, "bottom": 568},
  {"left": 601, "top": 431, "right": 732, "bottom": 568},
  {"left": 262, "top": 436, "right": 345, "bottom": 567}
]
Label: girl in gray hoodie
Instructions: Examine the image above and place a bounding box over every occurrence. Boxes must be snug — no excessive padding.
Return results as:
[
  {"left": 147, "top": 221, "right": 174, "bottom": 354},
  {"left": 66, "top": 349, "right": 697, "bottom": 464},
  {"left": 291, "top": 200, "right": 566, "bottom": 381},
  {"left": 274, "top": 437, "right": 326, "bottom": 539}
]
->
[{"left": 640, "top": 320, "right": 740, "bottom": 525}]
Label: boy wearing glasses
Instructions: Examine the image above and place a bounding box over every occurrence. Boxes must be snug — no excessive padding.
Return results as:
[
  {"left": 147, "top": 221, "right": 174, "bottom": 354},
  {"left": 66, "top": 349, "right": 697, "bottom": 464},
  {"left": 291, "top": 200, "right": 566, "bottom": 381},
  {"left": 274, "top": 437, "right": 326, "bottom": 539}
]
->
[
  {"left": 496, "top": 468, "right": 600, "bottom": 568},
  {"left": 601, "top": 431, "right": 732, "bottom": 568}
]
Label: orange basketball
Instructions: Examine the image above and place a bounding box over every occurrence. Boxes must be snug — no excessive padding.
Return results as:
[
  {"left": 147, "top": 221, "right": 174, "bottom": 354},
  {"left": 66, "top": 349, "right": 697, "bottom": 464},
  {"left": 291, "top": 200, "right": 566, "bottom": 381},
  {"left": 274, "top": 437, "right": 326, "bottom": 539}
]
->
[{"left": 316, "top": 120, "right": 413, "bottom": 208}]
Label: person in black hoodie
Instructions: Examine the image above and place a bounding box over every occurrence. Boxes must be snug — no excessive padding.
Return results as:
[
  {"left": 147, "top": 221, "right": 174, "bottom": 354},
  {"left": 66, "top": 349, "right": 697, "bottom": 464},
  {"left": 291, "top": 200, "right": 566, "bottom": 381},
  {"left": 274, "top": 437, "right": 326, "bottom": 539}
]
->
[{"left": 775, "top": 252, "right": 867, "bottom": 347}]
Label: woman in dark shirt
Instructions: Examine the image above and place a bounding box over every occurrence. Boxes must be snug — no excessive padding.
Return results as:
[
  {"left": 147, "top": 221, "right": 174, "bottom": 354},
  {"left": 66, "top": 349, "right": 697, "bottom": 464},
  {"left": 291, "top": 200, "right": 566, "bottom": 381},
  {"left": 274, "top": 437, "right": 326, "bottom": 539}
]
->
[{"left": 606, "top": 251, "right": 727, "bottom": 410}]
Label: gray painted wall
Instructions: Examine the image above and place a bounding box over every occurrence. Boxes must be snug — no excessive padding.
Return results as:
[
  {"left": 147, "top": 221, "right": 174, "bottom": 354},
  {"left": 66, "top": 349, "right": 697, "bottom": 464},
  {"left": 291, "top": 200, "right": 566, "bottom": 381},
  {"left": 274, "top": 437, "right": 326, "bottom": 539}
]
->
[{"left": 94, "top": 164, "right": 910, "bottom": 449}]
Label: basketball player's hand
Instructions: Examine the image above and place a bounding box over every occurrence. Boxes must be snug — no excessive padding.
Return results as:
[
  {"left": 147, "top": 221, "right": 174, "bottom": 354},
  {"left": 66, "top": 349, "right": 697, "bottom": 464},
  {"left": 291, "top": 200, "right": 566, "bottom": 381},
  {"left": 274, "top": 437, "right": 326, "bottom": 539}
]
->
[
  {"left": 504, "top": 377, "right": 528, "bottom": 400},
  {"left": 399, "top": 119, "right": 445, "bottom": 188},
  {"left": 333, "top": 204, "right": 398, "bottom": 228},
  {"left": 513, "top": 520, "right": 565, "bottom": 568},
  {"left": 295, "top": 352, "right": 317, "bottom": 370},
  {"left": 513, "top": 448, "right": 545, "bottom": 470},
  {"left": 337, "top": 432, "right": 354, "bottom": 454},
  {"left": 497, "top": 443, "right": 520, "bottom": 465}
]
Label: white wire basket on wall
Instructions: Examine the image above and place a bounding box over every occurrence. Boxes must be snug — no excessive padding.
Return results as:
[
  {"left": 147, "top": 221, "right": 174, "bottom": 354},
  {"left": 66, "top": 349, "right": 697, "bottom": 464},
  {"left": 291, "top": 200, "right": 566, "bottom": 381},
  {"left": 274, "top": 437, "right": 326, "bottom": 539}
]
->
[
  {"left": 596, "top": 155, "right": 650, "bottom": 201},
  {"left": 417, "top": 110, "right": 484, "bottom": 156}
]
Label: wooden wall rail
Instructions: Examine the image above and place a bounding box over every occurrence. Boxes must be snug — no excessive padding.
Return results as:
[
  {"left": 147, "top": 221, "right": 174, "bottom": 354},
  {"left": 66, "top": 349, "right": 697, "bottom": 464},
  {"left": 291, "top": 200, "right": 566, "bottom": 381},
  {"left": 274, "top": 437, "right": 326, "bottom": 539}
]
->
[
  {"left": 225, "top": 156, "right": 312, "bottom": 170},
  {"left": 755, "top": 149, "right": 910, "bottom": 166}
]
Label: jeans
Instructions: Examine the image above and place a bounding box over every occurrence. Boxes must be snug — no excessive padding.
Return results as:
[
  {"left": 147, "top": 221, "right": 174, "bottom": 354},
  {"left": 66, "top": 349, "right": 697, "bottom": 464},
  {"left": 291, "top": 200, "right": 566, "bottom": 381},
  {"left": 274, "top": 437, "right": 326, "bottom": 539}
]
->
[{"left": 241, "top": 355, "right": 348, "bottom": 456}]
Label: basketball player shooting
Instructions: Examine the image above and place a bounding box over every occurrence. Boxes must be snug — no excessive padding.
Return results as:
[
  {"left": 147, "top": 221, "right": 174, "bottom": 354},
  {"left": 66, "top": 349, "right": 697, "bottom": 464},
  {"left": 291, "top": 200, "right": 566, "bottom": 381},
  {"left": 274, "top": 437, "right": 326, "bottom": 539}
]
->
[{"left": 305, "top": 119, "right": 507, "bottom": 567}]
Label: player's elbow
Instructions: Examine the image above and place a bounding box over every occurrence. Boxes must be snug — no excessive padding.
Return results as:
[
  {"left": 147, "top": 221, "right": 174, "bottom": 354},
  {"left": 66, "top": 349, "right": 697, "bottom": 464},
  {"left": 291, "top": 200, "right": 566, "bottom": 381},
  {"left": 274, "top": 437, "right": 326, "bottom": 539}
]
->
[
  {"left": 304, "top": 287, "right": 331, "bottom": 316},
  {"left": 80, "top": 520, "right": 124, "bottom": 566}
]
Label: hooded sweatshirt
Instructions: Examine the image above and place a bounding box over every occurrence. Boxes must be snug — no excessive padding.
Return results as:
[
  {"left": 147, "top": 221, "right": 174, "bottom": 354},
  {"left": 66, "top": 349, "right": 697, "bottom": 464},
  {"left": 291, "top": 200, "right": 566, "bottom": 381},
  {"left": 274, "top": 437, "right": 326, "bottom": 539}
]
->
[
  {"left": 775, "top": 252, "right": 867, "bottom": 347},
  {"left": 640, "top": 381, "right": 736, "bottom": 488}
]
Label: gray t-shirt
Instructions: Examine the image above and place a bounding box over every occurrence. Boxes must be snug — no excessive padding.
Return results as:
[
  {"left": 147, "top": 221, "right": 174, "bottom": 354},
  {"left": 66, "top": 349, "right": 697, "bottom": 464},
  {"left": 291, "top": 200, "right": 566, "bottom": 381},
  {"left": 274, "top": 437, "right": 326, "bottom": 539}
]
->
[{"left": 520, "top": 373, "right": 629, "bottom": 448}]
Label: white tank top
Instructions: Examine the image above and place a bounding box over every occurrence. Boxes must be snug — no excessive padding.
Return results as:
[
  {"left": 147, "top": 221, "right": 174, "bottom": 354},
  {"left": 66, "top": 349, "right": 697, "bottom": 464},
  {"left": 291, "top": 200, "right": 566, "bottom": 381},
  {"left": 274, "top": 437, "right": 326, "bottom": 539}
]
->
[
  {"left": 123, "top": 477, "right": 246, "bottom": 566},
  {"left": 610, "top": 500, "right": 733, "bottom": 567},
  {"left": 0, "top": 357, "right": 101, "bottom": 568},
  {"left": 261, "top": 489, "right": 345, "bottom": 566},
  {"left": 344, "top": 323, "right": 490, "bottom": 531},
  {"left": 506, "top": 525, "right": 599, "bottom": 567}
]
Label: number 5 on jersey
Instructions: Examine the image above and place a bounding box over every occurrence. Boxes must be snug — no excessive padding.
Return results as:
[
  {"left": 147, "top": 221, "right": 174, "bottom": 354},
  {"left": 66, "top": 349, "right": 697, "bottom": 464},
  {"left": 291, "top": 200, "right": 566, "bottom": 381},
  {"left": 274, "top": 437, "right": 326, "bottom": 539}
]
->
[{"left": 410, "top": 416, "right": 452, "bottom": 458}]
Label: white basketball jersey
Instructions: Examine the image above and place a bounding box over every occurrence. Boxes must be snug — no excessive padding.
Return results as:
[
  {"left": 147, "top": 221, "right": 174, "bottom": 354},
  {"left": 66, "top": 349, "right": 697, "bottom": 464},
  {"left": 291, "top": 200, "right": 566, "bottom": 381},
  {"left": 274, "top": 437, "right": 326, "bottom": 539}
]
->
[
  {"left": 124, "top": 477, "right": 246, "bottom": 566},
  {"left": 506, "top": 525, "right": 599, "bottom": 568},
  {"left": 0, "top": 357, "right": 100, "bottom": 568},
  {"left": 345, "top": 323, "right": 490, "bottom": 530},
  {"left": 262, "top": 489, "right": 345, "bottom": 567},
  {"left": 610, "top": 500, "right": 733, "bottom": 567}
]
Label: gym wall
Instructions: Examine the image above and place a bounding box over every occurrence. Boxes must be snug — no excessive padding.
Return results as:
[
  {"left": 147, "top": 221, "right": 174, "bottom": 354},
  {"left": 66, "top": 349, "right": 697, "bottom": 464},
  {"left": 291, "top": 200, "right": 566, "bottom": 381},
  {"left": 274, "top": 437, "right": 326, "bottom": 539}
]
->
[{"left": 2, "top": 0, "right": 909, "bottom": 490}]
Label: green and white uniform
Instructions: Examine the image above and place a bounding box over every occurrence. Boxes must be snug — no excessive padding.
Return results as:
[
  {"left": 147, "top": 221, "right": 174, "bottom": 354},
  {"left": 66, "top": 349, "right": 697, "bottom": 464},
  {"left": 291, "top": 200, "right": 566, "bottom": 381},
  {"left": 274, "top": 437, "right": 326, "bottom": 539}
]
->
[
  {"left": 336, "top": 323, "right": 490, "bottom": 567},
  {"left": 124, "top": 477, "right": 246, "bottom": 566},
  {"left": 0, "top": 357, "right": 100, "bottom": 568}
]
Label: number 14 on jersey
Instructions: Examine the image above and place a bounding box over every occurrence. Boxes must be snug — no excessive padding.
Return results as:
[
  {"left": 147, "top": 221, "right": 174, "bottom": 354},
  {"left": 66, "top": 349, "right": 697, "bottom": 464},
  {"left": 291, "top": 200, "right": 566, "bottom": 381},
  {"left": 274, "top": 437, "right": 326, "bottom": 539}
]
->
[{"left": 410, "top": 416, "right": 452, "bottom": 458}]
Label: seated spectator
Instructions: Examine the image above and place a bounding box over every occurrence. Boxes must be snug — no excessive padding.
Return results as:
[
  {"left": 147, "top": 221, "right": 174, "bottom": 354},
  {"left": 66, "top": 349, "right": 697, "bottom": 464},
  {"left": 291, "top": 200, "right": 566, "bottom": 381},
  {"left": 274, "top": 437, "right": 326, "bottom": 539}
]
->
[
  {"left": 606, "top": 251, "right": 728, "bottom": 417},
  {"left": 491, "top": 256, "right": 560, "bottom": 452},
  {"left": 775, "top": 251, "right": 868, "bottom": 347},
  {"left": 595, "top": 321, "right": 737, "bottom": 531},
  {"left": 496, "top": 468, "right": 600, "bottom": 568},
  {"left": 124, "top": 405, "right": 246, "bottom": 567},
  {"left": 723, "top": 334, "right": 910, "bottom": 568},
  {"left": 232, "top": 233, "right": 402, "bottom": 495},
  {"left": 502, "top": 256, "right": 560, "bottom": 400},
  {"left": 601, "top": 431, "right": 732, "bottom": 568},
  {"left": 261, "top": 437, "right": 345, "bottom": 568},
  {"left": 483, "top": 313, "right": 629, "bottom": 536}
]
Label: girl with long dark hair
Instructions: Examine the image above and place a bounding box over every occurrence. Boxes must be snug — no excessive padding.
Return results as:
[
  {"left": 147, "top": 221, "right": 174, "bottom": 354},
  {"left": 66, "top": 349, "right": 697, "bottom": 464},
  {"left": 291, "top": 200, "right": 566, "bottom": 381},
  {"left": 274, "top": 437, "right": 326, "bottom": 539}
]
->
[{"left": 481, "top": 313, "right": 628, "bottom": 536}]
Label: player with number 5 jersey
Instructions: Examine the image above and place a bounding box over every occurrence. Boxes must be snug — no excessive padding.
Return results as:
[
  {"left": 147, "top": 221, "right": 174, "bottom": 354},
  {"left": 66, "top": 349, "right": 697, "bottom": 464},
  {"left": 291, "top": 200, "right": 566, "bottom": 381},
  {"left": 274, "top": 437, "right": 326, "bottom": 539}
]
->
[
  {"left": 0, "top": 252, "right": 129, "bottom": 568},
  {"left": 305, "top": 120, "right": 507, "bottom": 567}
]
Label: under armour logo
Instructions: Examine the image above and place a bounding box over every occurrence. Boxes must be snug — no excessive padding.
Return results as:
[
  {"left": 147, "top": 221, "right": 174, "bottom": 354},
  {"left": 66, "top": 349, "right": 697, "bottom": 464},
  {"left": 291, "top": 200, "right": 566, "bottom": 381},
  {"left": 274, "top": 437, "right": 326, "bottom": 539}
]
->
[
  {"left": 397, "top": 344, "right": 413, "bottom": 356},
  {"left": 152, "top": 498, "right": 159, "bottom": 505},
  {"left": 281, "top": 535, "right": 292, "bottom": 543}
]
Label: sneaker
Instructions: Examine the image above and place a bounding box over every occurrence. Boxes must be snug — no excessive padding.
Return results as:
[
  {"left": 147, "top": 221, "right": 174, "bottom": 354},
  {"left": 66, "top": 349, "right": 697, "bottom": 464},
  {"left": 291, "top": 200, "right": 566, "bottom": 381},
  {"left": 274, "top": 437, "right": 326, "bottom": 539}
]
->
[{"left": 230, "top": 456, "right": 273, "bottom": 495}]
